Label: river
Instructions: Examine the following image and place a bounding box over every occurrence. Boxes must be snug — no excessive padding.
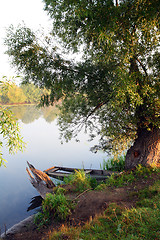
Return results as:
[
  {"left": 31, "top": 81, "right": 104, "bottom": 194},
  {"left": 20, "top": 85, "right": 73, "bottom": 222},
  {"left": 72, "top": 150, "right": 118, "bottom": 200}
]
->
[{"left": 0, "top": 105, "right": 107, "bottom": 233}]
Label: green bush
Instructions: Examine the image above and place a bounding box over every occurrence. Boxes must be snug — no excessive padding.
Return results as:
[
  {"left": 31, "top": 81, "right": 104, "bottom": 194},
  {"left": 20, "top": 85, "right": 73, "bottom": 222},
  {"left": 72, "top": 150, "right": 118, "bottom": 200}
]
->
[
  {"left": 34, "top": 191, "right": 71, "bottom": 228},
  {"left": 64, "top": 169, "right": 92, "bottom": 192}
]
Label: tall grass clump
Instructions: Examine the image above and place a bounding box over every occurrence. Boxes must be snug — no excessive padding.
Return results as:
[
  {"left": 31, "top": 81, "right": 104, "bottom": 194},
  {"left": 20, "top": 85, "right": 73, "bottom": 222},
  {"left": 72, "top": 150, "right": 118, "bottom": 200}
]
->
[
  {"left": 63, "top": 169, "right": 93, "bottom": 192},
  {"left": 34, "top": 188, "right": 71, "bottom": 228},
  {"left": 101, "top": 155, "right": 125, "bottom": 172}
]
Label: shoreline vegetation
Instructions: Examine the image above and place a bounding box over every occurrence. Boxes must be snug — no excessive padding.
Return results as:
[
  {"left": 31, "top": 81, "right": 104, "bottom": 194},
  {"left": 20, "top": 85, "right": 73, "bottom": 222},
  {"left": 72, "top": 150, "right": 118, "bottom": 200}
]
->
[
  {"left": 0, "top": 80, "right": 48, "bottom": 106},
  {"left": 1, "top": 162, "right": 160, "bottom": 240}
]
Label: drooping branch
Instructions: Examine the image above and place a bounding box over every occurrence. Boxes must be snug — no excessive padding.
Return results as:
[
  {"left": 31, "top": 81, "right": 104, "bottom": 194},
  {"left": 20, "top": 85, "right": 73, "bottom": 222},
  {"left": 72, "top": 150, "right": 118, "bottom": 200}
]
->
[
  {"left": 136, "top": 57, "right": 148, "bottom": 76},
  {"left": 86, "top": 102, "right": 106, "bottom": 121}
]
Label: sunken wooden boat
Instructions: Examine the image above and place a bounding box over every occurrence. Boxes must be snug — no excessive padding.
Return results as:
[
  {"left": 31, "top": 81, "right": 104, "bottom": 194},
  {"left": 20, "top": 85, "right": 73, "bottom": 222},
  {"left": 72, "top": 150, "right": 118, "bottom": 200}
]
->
[{"left": 44, "top": 166, "right": 116, "bottom": 181}]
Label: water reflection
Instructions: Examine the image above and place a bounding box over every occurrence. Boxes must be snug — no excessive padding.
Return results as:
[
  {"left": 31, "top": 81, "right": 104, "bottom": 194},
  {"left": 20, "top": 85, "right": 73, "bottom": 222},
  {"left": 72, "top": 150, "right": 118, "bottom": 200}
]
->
[
  {"left": 27, "top": 196, "right": 43, "bottom": 212},
  {"left": 9, "top": 105, "right": 59, "bottom": 124}
]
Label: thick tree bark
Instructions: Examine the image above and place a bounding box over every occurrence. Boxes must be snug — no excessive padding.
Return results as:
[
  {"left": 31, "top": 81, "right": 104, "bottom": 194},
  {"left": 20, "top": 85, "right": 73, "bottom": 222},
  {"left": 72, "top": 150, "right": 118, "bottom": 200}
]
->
[{"left": 125, "top": 127, "right": 160, "bottom": 169}]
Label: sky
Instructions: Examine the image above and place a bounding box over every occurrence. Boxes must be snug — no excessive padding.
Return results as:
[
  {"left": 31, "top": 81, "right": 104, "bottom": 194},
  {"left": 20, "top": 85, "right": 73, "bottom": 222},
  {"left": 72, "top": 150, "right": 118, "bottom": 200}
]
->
[{"left": 0, "top": 0, "right": 51, "bottom": 78}]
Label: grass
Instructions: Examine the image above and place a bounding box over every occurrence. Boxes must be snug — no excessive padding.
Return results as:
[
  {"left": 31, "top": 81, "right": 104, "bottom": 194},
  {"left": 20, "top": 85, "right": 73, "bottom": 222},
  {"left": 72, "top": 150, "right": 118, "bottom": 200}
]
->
[
  {"left": 96, "top": 164, "right": 160, "bottom": 189},
  {"left": 34, "top": 188, "right": 72, "bottom": 228},
  {"left": 100, "top": 155, "right": 125, "bottom": 172},
  {"left": 63, "top": 169, "right": 98, "bottom": 192},
  {"left": 44, "top": 165, "right": 160, "bottom": 239},
  {"left": 47, "top": 178, "right": 160, "bottom": 240},
  {"left": 33, "top": 164, "right": 160, "bottom": 239}
]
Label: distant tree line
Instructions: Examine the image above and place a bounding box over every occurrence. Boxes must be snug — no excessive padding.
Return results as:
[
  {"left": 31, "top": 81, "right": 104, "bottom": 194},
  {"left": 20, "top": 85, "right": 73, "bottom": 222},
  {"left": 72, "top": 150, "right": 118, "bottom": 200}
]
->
[{"left": 0, "top": 82, "right": 46, "bottom": 104}]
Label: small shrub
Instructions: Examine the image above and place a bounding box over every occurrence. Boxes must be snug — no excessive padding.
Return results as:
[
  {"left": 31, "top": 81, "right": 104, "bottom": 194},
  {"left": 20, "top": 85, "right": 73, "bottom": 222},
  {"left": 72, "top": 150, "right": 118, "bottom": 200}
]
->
[
  {"left": 89, "top": 178, "right": 99, "bottom": 189},
  {"left": 95, "top": 183, "right": 107, "bottom": 191},
  {"left": 54, "top": 187, "right": 66, "bottom": 194},
  {"left": 135, "top": 164, "right": 151, "bottom": 176},
  {"left": 64, "top": 169, "right": 91, "bottom": 192},
  {"left": 34, "top": 192, "right": 71, "bottom": 228}
]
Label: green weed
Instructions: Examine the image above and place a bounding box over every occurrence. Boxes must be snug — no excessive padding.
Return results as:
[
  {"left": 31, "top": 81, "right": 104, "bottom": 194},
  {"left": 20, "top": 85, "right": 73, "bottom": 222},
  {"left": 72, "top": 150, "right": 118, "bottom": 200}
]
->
[
  {"left": 105, "top": 171, "right": 135, "bottom": 187},
  {"left": 104, "top": 165, "right": 159, "bottom": 188},
  {"left": 95, "top": 183, "right": 107, "bottom": 191},
  {"left": 34, "top": 191, "right": 71, "bottom": 228},
  {"left": 101, "top": 155, "right": 125, "bottom": 172},
  {"left": 64, "top": 169, "right": 92, "bottom": 192}
]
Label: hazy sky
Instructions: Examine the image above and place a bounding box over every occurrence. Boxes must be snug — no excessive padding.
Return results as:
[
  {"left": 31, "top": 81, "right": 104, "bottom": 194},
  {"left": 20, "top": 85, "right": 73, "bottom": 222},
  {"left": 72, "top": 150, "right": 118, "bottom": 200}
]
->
[{"left": 0, "top": 0, "right": 51, "bottom": 77}]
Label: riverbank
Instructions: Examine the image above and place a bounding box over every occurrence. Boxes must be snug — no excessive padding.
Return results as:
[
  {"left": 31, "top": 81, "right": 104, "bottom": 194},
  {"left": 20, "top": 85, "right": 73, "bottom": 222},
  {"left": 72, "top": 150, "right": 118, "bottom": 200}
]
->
[
  {"left": 1, "top": 103, "right": 35, "bottom": 106},
  {"left": 1, "top": 215, "right": 35, "bottom": 239},
  {"left": 1, "top": 166, "right": 160, "bottom": 240}
]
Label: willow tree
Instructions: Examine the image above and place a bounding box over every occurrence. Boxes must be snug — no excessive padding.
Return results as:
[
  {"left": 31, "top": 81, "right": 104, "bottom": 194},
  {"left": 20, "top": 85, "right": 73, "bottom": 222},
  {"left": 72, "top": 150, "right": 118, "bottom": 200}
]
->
[{"left": 5, "top": 0, "right": 160, "bottom": 169}]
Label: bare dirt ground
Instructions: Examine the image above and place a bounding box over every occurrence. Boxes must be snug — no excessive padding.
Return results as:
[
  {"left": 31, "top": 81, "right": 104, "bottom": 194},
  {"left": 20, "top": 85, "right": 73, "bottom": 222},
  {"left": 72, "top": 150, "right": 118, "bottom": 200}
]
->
[{"left": 2, "top": 172, "right": 160, "bottom": 240}]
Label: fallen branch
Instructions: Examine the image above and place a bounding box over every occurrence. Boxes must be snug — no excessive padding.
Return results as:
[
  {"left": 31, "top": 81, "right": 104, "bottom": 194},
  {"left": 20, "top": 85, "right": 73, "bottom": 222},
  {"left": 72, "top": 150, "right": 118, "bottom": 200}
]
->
[{"left": 73, "top": 188, "right": 92, "bottom": 201}]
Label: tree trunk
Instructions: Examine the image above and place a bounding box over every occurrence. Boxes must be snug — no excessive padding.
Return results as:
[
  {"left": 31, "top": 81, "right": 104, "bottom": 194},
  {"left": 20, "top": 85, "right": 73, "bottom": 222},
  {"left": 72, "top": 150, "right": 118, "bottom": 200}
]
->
[{"left": 125, "top": 127, "right": 160, "bottom": 169}]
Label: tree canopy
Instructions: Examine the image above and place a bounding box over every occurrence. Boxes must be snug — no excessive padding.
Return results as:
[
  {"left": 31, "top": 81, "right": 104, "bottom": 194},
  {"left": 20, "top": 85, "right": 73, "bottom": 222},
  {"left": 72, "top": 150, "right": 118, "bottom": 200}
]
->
[{"left": 4, "top": 0, "right": 160, "bottom": 164}]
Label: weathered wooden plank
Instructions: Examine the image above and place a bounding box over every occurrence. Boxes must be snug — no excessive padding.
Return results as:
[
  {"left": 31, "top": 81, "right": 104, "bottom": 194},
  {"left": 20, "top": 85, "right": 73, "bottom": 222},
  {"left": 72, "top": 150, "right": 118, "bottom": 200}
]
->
[
  {"left": 43, "top": 166, "right": 60, "bottom": 172},
  {"left": 47, "top": 172, "right": 70, "bottom": 181},
  {"left": 44, "top": 166, "right": 79, "bottom": 173}
]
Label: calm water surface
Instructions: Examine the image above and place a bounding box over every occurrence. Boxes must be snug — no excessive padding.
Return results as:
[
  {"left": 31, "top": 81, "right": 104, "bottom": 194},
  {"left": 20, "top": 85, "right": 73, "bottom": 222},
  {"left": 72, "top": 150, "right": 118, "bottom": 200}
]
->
[{"left": 0, "top": 105, "right": 107, "bottom": 232}]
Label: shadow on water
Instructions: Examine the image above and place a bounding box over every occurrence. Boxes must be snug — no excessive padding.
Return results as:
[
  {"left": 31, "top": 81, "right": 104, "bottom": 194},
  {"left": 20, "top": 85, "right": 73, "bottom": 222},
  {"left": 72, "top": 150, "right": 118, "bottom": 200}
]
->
[{"left": 27, "top": 196, "right": 43, "bottom": 212}]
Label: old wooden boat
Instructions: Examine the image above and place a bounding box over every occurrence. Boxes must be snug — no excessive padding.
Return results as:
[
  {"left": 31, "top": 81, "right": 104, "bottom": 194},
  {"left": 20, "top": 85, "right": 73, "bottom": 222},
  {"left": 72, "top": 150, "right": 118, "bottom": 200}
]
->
[
  {"left": 44, "top": 166, "right": 116, "bottom": 181},
  {"left": 26, "top": 162, "right": 117, "bottom": 199}
]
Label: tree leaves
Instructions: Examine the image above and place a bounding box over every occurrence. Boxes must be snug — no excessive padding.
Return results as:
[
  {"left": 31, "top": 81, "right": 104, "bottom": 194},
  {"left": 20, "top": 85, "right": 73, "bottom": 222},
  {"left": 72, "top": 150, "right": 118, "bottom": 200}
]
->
[
  {"left": 4, "top": 0, "right": 160, "bottom": 154},
  {"left": 0, "top": 77, "right": 26, "bottom": 167}
]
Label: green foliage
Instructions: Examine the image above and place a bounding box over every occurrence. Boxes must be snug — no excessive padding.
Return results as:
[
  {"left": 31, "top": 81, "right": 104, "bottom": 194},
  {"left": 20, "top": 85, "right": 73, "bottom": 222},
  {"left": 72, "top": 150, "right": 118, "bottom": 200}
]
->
[
  {"left": 101, "top": 164, "right": 159, "bottom": 188},
  {"left": 34, "top": 191, "right": 71, "bottom": 228},
  {"left": 0, "top": 77, "right": 26, "bottom": 167},
  {"left": 0, "top": 106, "right": 25, "bottom": 167},
  {"left": 105, "top": 171, "right": 135, "bottom": 187},
  {"left": 134, "top": 164, "right": 158, "bottom": 177},
  {"left": 101, "top": 155, "right": 125, "bottom": 172},
  {"left": 20, "top": 83, "right": 44, "bottom": 104},
  {"left": 0, "top": 80, "right": 45, "bottom": 105},
  {"left": 64, "top": 170, "right": 92, "bottom": 192},
  {"left": 4, "top": 0, "right": 160, "bottom": 156},
  {"left": 7, "top": 84, "right": 27, "bottom": 103}
]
